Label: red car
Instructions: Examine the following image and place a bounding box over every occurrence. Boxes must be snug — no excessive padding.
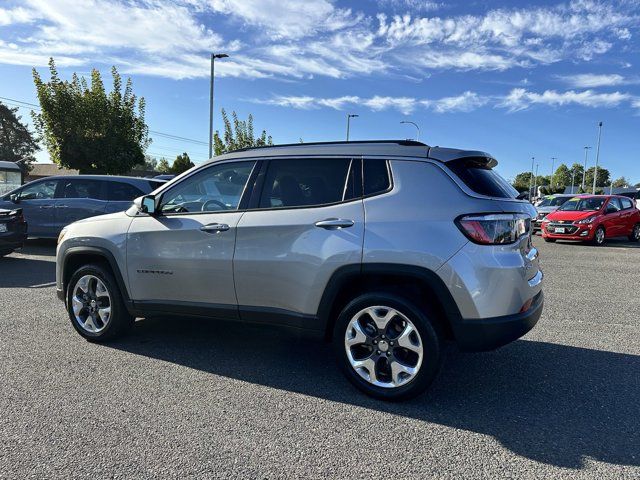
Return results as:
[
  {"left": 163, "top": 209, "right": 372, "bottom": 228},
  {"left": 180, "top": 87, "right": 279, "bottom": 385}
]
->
[{"left": 541, "top": 195, "right": 640, "bottom": 245}]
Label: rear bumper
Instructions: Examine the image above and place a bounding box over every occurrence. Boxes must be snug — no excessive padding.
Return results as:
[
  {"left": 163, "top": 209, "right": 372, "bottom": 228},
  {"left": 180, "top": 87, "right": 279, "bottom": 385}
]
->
[{"left": 452, "top": 291, "right": 543, "bottom": 352}]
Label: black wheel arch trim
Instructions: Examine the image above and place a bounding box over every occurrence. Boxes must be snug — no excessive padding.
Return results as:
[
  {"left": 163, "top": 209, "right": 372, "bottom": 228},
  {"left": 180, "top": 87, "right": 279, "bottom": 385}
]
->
[{"left": 60, "top": 246, "right": 134, "bottom": 313}]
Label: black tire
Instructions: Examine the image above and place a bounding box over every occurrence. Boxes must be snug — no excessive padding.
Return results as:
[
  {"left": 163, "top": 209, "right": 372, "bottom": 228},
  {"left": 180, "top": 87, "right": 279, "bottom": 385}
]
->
[
  {"left": 543, "top": 237, "right": 556, "bottom": 243},
  {"left": 629, "top": 224, "right": 640, "bottom": 242},
  {"left": 592, "top": 226, "right": 606, "bottom": 246},
  {"left": 333, "top": 292, "right": 442, "bottom": 401},
  {"left": 66, "top": 263, "right": 133, "bottom": 342}
]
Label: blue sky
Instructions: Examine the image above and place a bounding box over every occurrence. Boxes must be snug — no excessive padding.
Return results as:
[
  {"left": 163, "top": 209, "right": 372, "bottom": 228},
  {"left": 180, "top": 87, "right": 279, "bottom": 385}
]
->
[{"left": 0, "top": 0, "right": 639, "bottom": 183}]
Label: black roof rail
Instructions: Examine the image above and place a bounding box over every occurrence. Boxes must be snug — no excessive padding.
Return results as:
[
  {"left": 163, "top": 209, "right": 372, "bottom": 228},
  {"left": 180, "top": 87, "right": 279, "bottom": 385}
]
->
[{"left": 229, "top": 139, "right": 429, "bottom": 154}]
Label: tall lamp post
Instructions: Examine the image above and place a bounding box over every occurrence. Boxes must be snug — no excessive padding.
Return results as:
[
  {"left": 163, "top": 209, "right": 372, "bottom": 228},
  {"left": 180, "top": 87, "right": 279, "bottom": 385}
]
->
[
  {"left": 400, "top": 120, "right": 420, "bottom": 141},
  {"left": 550, "top": 157, "right": 556, "bottom": 189},
  {"left": 533, "top": 163, "right": 539, "bottom": 200},
  {"left": 592, "top": 122, "right": 603, "bottom": 194},
  {"left": 582, "top": 146, "right": 591, "bottom": 191},
  {"left": 346, "top": 114, "right": 359, "bottom": 141},
  {"left": 570, "top": 167, "right": 576, "bottom": 194},
  {"left": 529, "top": 156, "right": 535, "bottom": 200},
  {"left": 209, "top": 53, "right": 229, "bottom": 159}
]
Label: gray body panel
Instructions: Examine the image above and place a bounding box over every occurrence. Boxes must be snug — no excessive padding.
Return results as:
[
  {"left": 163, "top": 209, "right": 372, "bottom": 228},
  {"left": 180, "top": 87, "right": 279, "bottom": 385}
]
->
[{"left": 234, "top": 200, "right": 364, "bottom": 314}]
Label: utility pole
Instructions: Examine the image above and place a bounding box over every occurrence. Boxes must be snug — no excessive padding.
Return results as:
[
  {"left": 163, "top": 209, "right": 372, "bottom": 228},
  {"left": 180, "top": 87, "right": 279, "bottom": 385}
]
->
[
  {"left": 529, "top": 156, "right": 535, "bottom": 200},
  {"left": 592, "top": 122, "right": 603, "bottom": 195},
  {"left": 582, "top": 146, "right": 591, "bottom": 191},
  {"left": 533, "top": 163, "right": 539, "bottom": 200},
  {"left": 346, "top": 114, "right": 359, "bottom": 141},
  {"left": 550, "top": 157, "right": 556, "bottom": 189},
  {"left": 209, "top": 53, "right": 229, "bottom": 159}
]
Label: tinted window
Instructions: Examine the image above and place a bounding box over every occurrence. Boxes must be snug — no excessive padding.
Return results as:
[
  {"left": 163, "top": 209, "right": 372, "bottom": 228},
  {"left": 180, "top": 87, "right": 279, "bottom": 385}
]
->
[
  {"left": 606, "top": 198, "right": 621, "bottom": 212},
  {"left": 59, "top": 179, "right": 104, "bottom": 199},
  {"left": 449, "top": 159, "right": 518, "bottom": 198},
  {"left": 160, "top": 161, "right": 255, "bottom": 213},
  {"left": 620, "top": 197, "right": 634, "bottom": 210},
  {"left": 259, "top": 158, "right": 352, "bottom": 208},
  {"left": 560, "top": 198, "right": 606, "bottom": 211},
  {"left": 537, "top": 196, "right": 572, "bottom": 207},
  {"left": 147, "top": 180, "right": 164, "bottom": 191},
  {"left": 19, "top": 180, "right": 58, "bottom": 200},
  {"left": 364, "top": 159, "right": 391, "bottom": 196},
  {"left": 107, "top": 182, "right": 145, "bottom": 201}
]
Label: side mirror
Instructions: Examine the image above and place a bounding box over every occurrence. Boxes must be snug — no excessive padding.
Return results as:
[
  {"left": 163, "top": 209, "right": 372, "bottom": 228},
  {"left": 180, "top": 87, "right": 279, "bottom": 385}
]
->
[
  {"left": 9, "top": 193, "right": 20, "bottom": 204},
  {"left": 136, "top": 194, "right": 158, "bottom": 215}
]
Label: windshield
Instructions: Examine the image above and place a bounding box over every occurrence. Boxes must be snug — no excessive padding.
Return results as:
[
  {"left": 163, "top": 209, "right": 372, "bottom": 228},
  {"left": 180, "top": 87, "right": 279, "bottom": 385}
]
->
[
  {"left": 537, "top": 196, "right": 571, "bottom": 207},
  {"left": 559, "top": 197, "right": 605, "bottom": 212}
]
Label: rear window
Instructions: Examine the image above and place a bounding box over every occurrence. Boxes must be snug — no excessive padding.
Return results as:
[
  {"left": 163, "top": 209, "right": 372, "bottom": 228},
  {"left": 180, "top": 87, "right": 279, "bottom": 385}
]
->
[
  {"left": 106, "top": 181, "right": 145, "bottom": 201},
  {"left": 448, "top": 158, "right": 518, "bottom": 199}
]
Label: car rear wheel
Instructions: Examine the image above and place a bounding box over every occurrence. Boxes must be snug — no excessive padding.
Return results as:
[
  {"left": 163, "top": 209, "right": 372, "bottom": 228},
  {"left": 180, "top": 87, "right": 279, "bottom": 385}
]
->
[
  {"left": 629, "top": 224, "right": 640, "bottom": 242},
  {"left": 66, "top": 264, "right": 133, "bottom": 342},
  {"left": 592, "top": 226, "right": 606, "bottom": 246},
  {"left": 333, "top": 293, "right": 442, "bottom": 401}
]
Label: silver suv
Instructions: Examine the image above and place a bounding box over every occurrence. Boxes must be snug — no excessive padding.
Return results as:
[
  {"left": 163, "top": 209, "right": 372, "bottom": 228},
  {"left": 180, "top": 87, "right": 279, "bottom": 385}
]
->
[{"left": 56, "top": 141, "right": 543, "bottom": 400}]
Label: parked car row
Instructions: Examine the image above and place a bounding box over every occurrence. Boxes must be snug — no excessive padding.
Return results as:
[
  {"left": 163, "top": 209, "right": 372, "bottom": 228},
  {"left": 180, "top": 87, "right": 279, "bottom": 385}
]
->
[
  {"left": 535, "top": 194, "right": 640, "bottom": 245},
  {"left": 0, "top": 175, "right": 164, "bottom": 255}
]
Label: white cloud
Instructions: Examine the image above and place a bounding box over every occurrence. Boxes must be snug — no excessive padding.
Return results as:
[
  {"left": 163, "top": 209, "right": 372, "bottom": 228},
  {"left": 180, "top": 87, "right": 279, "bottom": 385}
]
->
[
  {"left": 0, "top": 0, "right": 637, "bottom": 80},
  {"left": 499, "top": 88, "right": 632, "bottom": 112},
  {"left": 558, "top": 73, "right": 629, "bottom": 88},
  {"left": 427, "top": 91, "right": 489, "bottom": 113}
]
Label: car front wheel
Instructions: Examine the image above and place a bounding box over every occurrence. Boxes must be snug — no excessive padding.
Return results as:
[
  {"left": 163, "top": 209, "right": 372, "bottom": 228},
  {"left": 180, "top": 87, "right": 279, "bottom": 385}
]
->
[
  {"left": 334, "top": 293, "right": 442, "bottom": 401},
  {"left": 592, "top": 226, "right": 606, "bottom": 246},
  {"left": 66, "top": 264, "right": 133, "bottom": 342}
]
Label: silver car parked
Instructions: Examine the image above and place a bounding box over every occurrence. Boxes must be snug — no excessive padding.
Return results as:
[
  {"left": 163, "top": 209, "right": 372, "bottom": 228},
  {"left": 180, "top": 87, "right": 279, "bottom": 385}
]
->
[{"left": 56, "top": 141, "right": 543, "bottom": 400}]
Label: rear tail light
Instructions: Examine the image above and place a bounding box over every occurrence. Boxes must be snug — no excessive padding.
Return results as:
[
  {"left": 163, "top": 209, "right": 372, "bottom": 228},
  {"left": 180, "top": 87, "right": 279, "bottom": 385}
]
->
[{"left": 455, "top": 213, "right": 530, "bottom": 245}]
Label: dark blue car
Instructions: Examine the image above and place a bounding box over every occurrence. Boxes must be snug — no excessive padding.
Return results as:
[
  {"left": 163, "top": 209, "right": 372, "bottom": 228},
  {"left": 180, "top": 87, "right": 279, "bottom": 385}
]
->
[{"left": 0, "top": 175, "right": 164, "bottom": 238}]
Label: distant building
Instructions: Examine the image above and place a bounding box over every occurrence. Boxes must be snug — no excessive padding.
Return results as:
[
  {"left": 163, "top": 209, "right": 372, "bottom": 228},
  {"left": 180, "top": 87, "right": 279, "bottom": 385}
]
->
[
  {"left": 0, "top": 161, "right": 23, "bottom": 195},
  {"left": 26, "top": 163, "right": 79, "bottom": 182},
  {"left": 562, "top": 186, "right": 639, "bottom": 195}
]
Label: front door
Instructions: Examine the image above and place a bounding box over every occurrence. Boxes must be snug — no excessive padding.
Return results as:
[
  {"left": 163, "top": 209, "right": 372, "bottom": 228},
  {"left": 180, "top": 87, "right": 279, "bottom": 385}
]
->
[
  {"left": 126, "top": 160, "right": 257, "bottom": 311},
  {"left": 234, "top": 157, "right": 364, "bottom": 327},
  {"left": 602, "top": 198, "right": 622, "bottom": 237},
  {"left": 14, "top": 179, "right": 59, "bottom": 237}
]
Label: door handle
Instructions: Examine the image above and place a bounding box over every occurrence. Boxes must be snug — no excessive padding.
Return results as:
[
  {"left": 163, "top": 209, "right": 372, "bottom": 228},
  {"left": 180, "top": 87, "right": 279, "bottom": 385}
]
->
[
  {"left": 200, "top": 223, "right": 230, "bottom": 233},
  {"left": 314, "top": 218, "right": 354, "bottom": 229},
  {"left": 56, "top": 204, "right": 69, "bottom": 208},
  {"left": 39, "top": 205, "right": 54, "bottom": 209}
]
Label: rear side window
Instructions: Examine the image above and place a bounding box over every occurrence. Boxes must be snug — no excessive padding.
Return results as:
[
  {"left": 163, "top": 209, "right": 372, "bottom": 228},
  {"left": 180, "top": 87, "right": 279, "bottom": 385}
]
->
[
  {"left": 107, "top": 182, "right": 145, "bottom": 201},
  {"left": 607, "top": 198, "right": 622, "bottom": 212},
  {"left": 59, "top": 179, "right": 104, "bottom": 200},
  {"left": 448, "top": 158, "right": 518, "bottom": 199},
  {"left": 259, "top": 158, "right": 352, "bottom": 208},
  {"left": 363, "top": 159, "right": 391, "bottom": 196},
  {"left": 620, "top": 197, "right": 634, "bottom": 210}
]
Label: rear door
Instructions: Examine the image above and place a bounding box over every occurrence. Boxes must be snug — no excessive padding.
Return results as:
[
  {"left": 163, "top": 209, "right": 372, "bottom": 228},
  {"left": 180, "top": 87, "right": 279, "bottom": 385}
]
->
[
  {"left": 618, "top": 197, "right": 636, "bottom": 235},
  {"left": 602, "top": 198, "right": 622, "bottom": 237},
  {"left": 233, "top": 157, "right": 363, "bottom": 327},
  {"left": 14, "top": 179, "right": 59, "bottom": 237},
  {"left": 55, "top": 178, "right": 108, "bottom": 232}
]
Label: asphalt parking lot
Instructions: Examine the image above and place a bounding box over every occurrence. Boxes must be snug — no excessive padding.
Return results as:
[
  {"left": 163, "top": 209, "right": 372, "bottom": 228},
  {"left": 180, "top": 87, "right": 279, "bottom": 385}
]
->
[{"left": 1, "top": 237, "right": 639, "bottom": 479}]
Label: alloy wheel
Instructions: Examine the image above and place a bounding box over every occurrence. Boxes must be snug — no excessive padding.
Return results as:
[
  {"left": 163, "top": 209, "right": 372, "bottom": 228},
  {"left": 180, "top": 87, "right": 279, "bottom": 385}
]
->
[
  {"left": 634, "top": 225, "right": 640, "bottom": 240},
  {"left": 71, "top": 275, "right": 112, "bottom": 333},
  {"left": 596, "top": 228, "right": 605, "bottom": 245},
  {"left": 344, "top": 306, "right": 423, "bottom": 388}
]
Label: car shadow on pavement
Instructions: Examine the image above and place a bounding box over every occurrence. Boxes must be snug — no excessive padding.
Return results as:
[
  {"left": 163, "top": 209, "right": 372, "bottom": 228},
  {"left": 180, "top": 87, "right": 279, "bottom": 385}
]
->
[
  {"left": 0, "top": 240, "right": 56, "bottom": 288},
  {"left": 108, "top": 316, "right": 640, "bottom": 470}
]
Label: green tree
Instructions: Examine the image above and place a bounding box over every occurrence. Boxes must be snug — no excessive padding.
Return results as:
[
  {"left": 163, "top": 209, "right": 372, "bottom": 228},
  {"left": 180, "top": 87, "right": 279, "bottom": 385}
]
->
[
  {"left": 32, "top": 58, "right": 149, "bottom": 174},
  {"left": 552, "top": 164, "right": 571, "bottom": 188},
  {"left": 171, "top": 152, "right": 194, "bottom": 174},
  {"left": 157, "top": 158, "right": 171, "bottom": 173},
  {"left": 569, "top": 163, "right": 584, "bottom": 188},
  {"left": 512, "top": 171, "right": 533, "bottom": 192},
  {"left": 611, "top": 176, "right": 630, "bottom": 188},
  {"left": 213, "top": 109, "right": 273, "bottom": 156},
  {"left": 0, "top": 101, "right": 39, "bottom": 172},
  {"left": 132, "top": 155, "right": 157, "bottom": 171},
  {"left": 584, "top": 166, "right": 610, "bottom": 189}
]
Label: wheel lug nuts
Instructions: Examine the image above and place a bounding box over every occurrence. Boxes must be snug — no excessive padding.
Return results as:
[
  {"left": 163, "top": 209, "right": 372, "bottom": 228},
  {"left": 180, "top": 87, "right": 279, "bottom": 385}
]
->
[
  {"left": 381, "top": 335, "right": 385, "bottom": 339},
  {"left": 386, "top": 352, "right": 390, "bottom": 357},
  {"left": 390, "top": 341, "right": 394, "bottom": 346},
  {"left": 377, "top": 350, "right": 380, "bottom": 355},
  {"left": 373, "top": 340, "right": 378, "bottom": 344}
]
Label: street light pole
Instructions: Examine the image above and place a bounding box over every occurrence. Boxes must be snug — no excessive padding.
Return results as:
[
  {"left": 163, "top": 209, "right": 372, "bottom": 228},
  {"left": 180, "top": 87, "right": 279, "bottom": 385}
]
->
[
  {"left": 550, "top": 157, "right": 556, "bottom": 189},
  {"left": 346, "top": 114, "right": 359, "bottom": 141},
  {"left": 529, "top": 157, "right": 535, "bottom": 200},
  {"left": 592, "top": 122, "right": 603, "bottom": 194},
  {"left": 582, "top": 146, "right": 591, "bottom": 191},
  {"left": 400, "top": 120, "right": 420, "bottom": 141},
  {"left": 533, "top": 163, "right": 539, "bottom": 200},
  {"left": 209, "top": 53, "right": 229, "bottom": 159},
  {"left": 570, "top": 168, "right": 576, "bottom": 194}
]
